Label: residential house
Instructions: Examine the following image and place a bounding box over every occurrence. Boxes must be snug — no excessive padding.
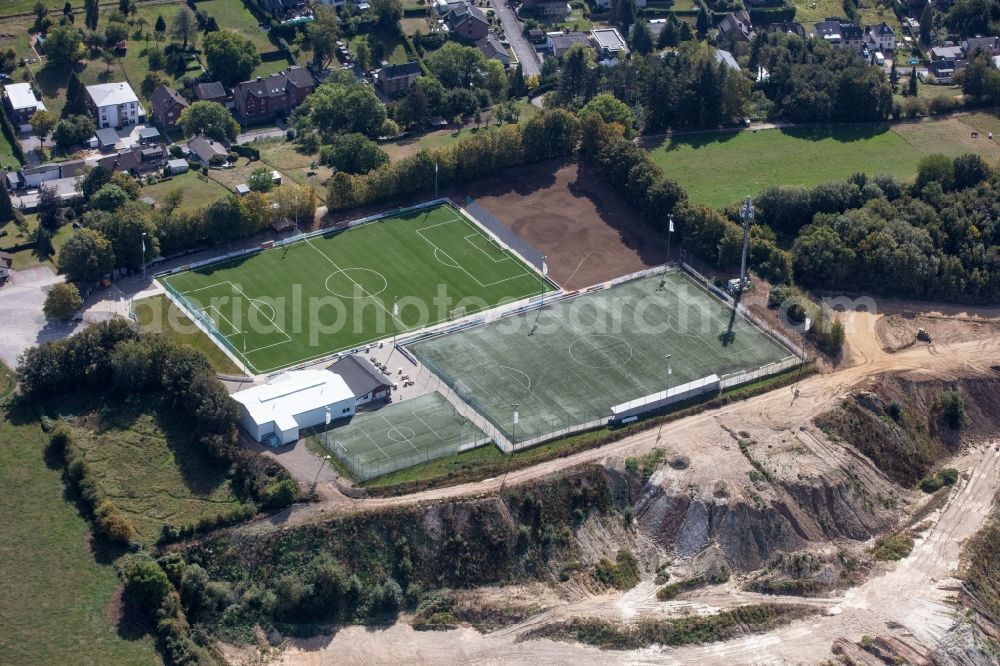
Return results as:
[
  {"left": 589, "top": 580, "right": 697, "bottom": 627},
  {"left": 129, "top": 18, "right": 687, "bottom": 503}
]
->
[
  {"left": 813, "top": 21, "right": 864, "bottom": 50},
  {"left": 927, "top": 58, "right": 958, "bottom": 82},
  {"left": 327, "top": 355, "right": 392, "bottom": 406},
  {"left": 593, "top": 0, "right": 645, "bottom": 7},
  {"left": 193, "top": 81, "right": 228, "bottom": 105},
  {"left": 546, "top": 31, "right": 592, "bottom": 58},
  {"left": 866, "top": 22, "right": 895, "bottom": 52},
  {"left": 377, "top": 61, "right": 422, "bottom": 94},
  {"left": 476, "top": 34, "right": 511, "bottom": 66},
  {"left": 234, "top": 66, "right": 316, "bottom": 123},
  {"left": 930, "top": 45, "right": 964, "bottom": 61},
  {"left": 187, "top": 135, "right": 228, "bottom": 165},
  {"left": 766, "top": 21, "right": 806, "bottom": 38},
  {"left": 259, "top": 0, "right": 306, "bottom": 16},
  {"left": 149, "top": 84, "right": 189, "bottom": 131},
  {"left": 86, "top": 81, "right": 145, "bottom": 129},
  {"left": 521, "top": 0, "right": 568, "bottom": 17},
  {"left": 591, "top": 28, "right": 629, "bottom": 61},
  {"left": 714, "top": 48, "right": 741, "bottom": 71},
  {"left": 96, "top": 146, "right": 144, "bottom": 175},
  {"left": 718, "top": 11, "right": 755, "bottom": 44},
  {"left": 963, "top": 36, "right": 1000, "bottom": 57},
  {"left": 2, "top": 83, "right": 46, "bottom": 125},
  {"left": 445, "top": 3, "right": 490, "bottom": 42},
  {"left": 138, "top": 126, "right": 161, "bottom": 145}
]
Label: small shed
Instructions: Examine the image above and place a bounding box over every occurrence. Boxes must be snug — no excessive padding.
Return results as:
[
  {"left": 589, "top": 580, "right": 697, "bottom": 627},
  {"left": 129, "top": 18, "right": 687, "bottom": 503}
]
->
[
  {"left": 95, "top": 127, "right": 119, "bottom": 151},
  {"left": 271, "top": 170, "right": 282, "bottom": 185},
  {"left": 165, "top": 158, "right": 189, "bottom": 175},
  {"left": 235, "top": 183, "right": 250, "bottom": 196}
]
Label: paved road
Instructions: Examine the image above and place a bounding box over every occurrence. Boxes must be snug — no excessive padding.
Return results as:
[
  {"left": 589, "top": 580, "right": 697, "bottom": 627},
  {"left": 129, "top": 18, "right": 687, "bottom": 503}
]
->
[
  {"left": 491, "top": 0, "right": 540, "bottom": 78},
  {"left": 0, "top": 266, "right": 81, "bottom": 368}
]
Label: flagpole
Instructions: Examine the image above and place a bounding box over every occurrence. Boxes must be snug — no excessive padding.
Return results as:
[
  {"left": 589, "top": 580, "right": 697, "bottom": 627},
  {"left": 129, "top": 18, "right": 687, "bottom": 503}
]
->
[{"left": 666, "top": 214, "right": 673, "bottom": 264}]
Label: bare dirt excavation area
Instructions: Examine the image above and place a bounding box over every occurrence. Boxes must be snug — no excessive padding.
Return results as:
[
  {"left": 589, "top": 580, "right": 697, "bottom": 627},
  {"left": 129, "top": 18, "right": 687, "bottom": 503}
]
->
[{"left": 463, "top": 159, "right": 667, "bottom": 289}]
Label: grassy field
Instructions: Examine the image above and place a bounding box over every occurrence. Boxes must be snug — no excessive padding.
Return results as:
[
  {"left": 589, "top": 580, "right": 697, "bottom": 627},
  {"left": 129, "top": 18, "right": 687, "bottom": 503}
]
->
[
  {"left": 382, "top": 101, "right": 540, "bottom": 162},
  {"left": 648, "top": 114, "right": 1000, "bottom": 208},
  {"left": 410, "top": 270, "right": 792, "bottom": 443},
  {"left": 66, "top": 402, "right": 251, "bottom": 543},
  {"left": 310, "top": 391, "right": 489, "bottom": 481},
  {"left": 0, "top": 214, "right": 75, "bottom": 271},
  {"left": 0, "top": 403, "right": 161, "bottom": 665},
  {"left": 160, "top": 203, "right": 554, "bottom": 373},
  {"left": 141, "top": 169, "right": 231, "bottom": 213},
  {"left": 132, "top": 294, "right": 243, "bottom": 374},
  {"left": 253, "top": 139, "right": 332, "bottom": 200}
]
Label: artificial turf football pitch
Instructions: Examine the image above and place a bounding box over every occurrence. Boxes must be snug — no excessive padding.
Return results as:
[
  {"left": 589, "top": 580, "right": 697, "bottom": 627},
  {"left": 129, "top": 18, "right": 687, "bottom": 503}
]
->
[
  {"left": 409, "top": 270, "right": 795, "bottom": 444},
  {"left": 160, "top": 204, "right": 554, "bottom": 373}
]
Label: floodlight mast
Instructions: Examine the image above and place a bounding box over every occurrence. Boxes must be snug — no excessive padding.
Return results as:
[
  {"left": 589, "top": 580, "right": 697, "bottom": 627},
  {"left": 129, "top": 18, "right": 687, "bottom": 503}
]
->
[{"left": 738, "top": 195, "right": 753, "bottom": 293}]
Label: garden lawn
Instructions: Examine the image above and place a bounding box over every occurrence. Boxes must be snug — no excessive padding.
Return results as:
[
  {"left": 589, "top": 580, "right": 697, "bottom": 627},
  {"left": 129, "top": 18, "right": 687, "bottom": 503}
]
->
[
  {"left": 0, "top": 402, "right": 161, "bottom": 665},
  {"left": 132, "top": 294, "right": 242, "bottom": 375},
  {"left": 141, "top": 169, "right": 231, "bottom": 213},
  {"left": 0, "top": 214, "right": 75, "bottom": 271}
]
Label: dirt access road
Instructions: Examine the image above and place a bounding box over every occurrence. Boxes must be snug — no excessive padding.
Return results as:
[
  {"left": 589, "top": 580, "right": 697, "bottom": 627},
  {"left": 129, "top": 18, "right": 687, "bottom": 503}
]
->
[
  {"left": 247, "top": 309, "right": 1000, "bottom": 528},
  {"left": 233, "top": 308, "right": 1000, "bottom": 664}
]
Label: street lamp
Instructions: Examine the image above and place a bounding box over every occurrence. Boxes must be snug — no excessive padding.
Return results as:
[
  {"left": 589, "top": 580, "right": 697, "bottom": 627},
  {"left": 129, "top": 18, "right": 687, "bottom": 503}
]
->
[
  {"left": 434, "top": 160, "right": 439, "bottom": 199},
  {"left": 665, "top": 354, "right": 672, "bottom": 390},
  {"left": 141, "top": 231, "right": 147, "bottom": 277}
]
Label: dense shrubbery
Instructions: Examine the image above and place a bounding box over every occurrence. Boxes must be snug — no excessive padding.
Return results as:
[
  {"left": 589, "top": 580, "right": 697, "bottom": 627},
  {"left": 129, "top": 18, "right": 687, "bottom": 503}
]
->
[
  {"left": 749, "top": 33, "right": 893, "bottom": 123},
  {"left": 789, "top": 157, "right": 1000, "bottom": 303}
]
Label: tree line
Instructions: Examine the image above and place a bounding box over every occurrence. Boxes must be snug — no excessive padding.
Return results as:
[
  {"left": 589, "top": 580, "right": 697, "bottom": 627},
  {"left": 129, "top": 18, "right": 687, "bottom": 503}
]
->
[{"left": 326, "top": 108, "right": 581, "bottom": 211}]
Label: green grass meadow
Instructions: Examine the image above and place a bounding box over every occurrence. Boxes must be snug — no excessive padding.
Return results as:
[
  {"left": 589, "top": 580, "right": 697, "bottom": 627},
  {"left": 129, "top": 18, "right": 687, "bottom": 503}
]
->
[
  {"left": 0, "top": 403, "right": 161, "bottom": 665},
  {"left": 67, "top": 404, "right": 251, "bottom": 543},
  {"left": 648, "top": 114, "right": 1000, "bottom": 208},
  {"left": 160, "top": 204, "right": 554, "bottom": 374},
  {"left": 410, "top": 270, "right": 792, "bottom": 443}
]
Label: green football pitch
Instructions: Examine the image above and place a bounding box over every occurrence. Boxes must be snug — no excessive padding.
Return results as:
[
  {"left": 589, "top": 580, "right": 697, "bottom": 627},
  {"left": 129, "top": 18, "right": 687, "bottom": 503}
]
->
[
  {"left": 159, "top": 204, "right": 554, "bottom": 374},
  {"left": 410, "top": 270, "right": 794, "bottom": 443},
  {"left": 312, "top": 392, "right": 489, "bottom": 481}
]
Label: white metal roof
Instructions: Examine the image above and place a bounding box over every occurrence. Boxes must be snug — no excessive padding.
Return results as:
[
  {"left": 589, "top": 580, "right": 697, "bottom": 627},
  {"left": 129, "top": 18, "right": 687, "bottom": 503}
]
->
[
  {"left": 86, "top": 81, "right": 140, "bottom": 107},
  {"left": 232, "top": 370, "right": 355, "bottom": 427},
  {"left": 4, "top": 83, "right": 42, "bottom": 111}
]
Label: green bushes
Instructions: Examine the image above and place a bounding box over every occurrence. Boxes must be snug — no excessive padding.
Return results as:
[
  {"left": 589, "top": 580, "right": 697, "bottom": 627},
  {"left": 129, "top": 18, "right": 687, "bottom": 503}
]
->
[
  {"left": 873, "top": 532, "right": 915, "bottom": 561},
  {"left": 593, "top": 549, "right": 640, "bottom": 590},
  {"left": 918, "top": 467, "right": 959, "bottom": 493},
  {"left": 120, "top": 554, "right": 215, "bottom": 665},
  {"left": 933, "top": 390, "right": 965, "bottom": 430}
]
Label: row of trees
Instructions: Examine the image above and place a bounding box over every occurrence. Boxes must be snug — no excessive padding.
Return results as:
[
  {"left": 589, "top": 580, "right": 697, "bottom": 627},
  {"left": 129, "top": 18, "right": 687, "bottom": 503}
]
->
[
  {"left": 51, "top": 164, "right": 316, "bottom": 283},
  {"left": 326, "top": 108, "right": 580, "bottom": 211}
]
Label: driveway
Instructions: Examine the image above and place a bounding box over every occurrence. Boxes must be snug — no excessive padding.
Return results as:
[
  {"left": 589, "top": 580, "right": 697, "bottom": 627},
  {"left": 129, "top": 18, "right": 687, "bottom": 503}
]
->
[
  {"left": 236, "top": 126, "right": 286, "bottom": 145},
  {"left": 0, "top": 266, "right": 81, "bottom": 368},
  {"left": 491, "top": 0, "right": 540, "bottom": 77}
]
